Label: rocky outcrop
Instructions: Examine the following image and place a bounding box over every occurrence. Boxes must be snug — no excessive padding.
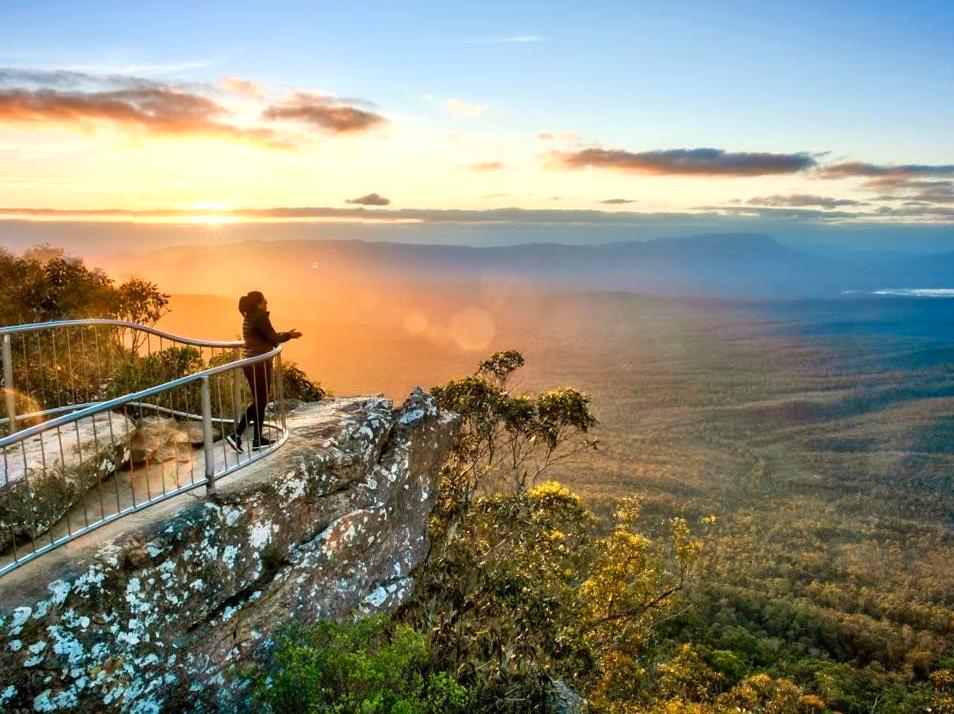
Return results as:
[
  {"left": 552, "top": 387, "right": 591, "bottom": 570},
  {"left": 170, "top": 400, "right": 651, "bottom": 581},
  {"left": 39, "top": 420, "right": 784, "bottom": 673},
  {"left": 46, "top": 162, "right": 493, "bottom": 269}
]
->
[
  {"left": 0, "top": 389, "right": 456, "bottom": 713},
  {"left": 0, "top": 412, "right": 131, "bottom": 553},
  {"left": 123, "top": 416, "right": 218, "bottom": 466}
]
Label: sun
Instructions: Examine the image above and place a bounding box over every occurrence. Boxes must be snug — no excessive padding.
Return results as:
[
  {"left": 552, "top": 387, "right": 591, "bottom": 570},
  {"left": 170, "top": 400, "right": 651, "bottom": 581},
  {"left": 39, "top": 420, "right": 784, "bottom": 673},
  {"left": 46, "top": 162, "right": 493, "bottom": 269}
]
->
[{"left": 190, "top": 214, "right": 228, "bottom": 225}]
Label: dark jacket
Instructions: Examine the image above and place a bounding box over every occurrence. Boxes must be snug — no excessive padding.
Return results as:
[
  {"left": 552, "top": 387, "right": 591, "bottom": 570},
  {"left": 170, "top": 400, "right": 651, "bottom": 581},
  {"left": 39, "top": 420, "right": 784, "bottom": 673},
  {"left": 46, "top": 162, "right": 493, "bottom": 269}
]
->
[{"left": 242, "top": 308, "right": 292, "bottom": 357}]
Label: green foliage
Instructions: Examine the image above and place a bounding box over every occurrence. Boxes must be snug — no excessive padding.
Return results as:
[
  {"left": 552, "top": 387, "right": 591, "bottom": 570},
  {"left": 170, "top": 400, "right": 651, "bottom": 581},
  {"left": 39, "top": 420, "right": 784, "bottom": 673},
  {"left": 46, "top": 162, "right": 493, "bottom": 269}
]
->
[
  {"left": 404, "top": 483, "right": 705, "bottom": 708},
  {"left": 431, "top": 350, "right": 598, "bottom": 507},
  {"left": 103, "top": 346, "right": 205, "bottom": 400},
  {"left": 0, "top": 246, "right": 171, "bottom": 412},
  {"left": 476, "top": 349, "right": 525, "bottom": 384},
  {"left": 400, "top": 352, "right": 708, "bottom": 709},
  {"left": 0, "top": 245, "right": 168, "bottom": 326},
  {"left": 254, "top": 616, "right": 471, "bottom": 714},
  {"left": 283, "top": 361, "right": 329, "bottom": 401}
]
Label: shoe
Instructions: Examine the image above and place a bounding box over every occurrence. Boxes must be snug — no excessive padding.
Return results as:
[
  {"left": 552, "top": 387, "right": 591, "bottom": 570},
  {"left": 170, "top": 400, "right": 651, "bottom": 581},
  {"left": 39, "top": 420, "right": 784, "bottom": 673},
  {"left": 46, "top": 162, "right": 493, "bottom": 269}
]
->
[
  {"left": 225, "top": 433, "right": 244, "bottom": 452},
  {"left": 251, "top": 437, "right": 274, "bottom": 451}
]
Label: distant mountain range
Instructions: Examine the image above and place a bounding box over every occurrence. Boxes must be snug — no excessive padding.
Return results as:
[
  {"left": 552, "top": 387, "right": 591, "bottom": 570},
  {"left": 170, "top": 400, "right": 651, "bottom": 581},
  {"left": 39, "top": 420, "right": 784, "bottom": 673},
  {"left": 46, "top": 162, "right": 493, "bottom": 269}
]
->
[{"left": 102, "top": 232, "right": 954, "bottom": 300}]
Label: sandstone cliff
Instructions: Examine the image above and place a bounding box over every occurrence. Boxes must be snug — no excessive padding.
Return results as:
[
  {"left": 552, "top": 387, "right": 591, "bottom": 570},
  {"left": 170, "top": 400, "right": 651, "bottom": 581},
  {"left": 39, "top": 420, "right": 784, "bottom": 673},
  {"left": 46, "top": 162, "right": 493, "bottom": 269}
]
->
[{"left": 0, "top": 389, "right": 456, "bottom": 712}]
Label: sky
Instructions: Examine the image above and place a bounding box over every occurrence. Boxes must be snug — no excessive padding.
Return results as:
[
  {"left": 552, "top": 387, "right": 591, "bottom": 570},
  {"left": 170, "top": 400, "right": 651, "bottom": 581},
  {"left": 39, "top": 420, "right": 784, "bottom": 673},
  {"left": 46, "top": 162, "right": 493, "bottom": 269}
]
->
[{"left": 0, "top": 0, "right": 953, "bottom": 238}]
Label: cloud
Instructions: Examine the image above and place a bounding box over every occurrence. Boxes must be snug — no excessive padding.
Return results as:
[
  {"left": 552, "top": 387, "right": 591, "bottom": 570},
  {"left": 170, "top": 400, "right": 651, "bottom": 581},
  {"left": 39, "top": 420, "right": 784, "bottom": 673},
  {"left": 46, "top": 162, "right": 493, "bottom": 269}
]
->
[
  {"left": 820, "top": 161, "right": 954, "bottom": 180},
  {"left": 346, "top": 192, "right": 390, "bottom": 206},
  {"left": 263, "top": 91, "right": 385, "bottom": 133},
  {"left": 0, "top": 68, "right": 389, "bottom": 146},
  {"left": 0, "top": 67, "right": 159, "bottom": 90},
  {"left": 871, "top": 179, "right": 954, "bottom": 205},
  {"left": 747, "top": 194, "right": 865, "bottom": 209},
  {"left": 0, "top": 67, "right": 292, "bottom": 146},
  {"left": 220, "top": 76, "right": 264, "bottom": 99},
  {"left": 443, "top": 98, "right": 487, "bottom": 118},
  {"left": 552, "top": 147, "right": 817, "bottom": 176},
  {"left": 697, "top": 205, "right": 861, "bottom": 221},
  {"left": 3, "top": 203, "right": 953, "bottom": 225},
  {"left": 469, "top": 161, "right": 504, "bottom": 171},
  {"left": 0, "top": 85, "right": 284, "bottom": 146},
  {"left": 600, "top": 198, "right": 637, "bottom": 205},
  {"left": 820, "top": 162, "right": 954, "bottom": 206}
]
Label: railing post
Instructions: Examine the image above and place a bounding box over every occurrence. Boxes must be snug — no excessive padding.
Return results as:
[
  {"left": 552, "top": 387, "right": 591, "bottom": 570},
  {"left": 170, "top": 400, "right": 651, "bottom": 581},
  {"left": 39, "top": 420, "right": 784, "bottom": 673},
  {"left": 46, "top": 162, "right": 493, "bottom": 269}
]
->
[
  {"left": 3, "top": 334, "right": 15, "bottom": 435},
  {"left": 231, "top": 364, "right": 243, "bottom": 425},
  {"left": 275, "top": 351, "right": 286, "bottom": 432},
  {"left": 200, "top": 376, "right": 215, "bottom": 494}
]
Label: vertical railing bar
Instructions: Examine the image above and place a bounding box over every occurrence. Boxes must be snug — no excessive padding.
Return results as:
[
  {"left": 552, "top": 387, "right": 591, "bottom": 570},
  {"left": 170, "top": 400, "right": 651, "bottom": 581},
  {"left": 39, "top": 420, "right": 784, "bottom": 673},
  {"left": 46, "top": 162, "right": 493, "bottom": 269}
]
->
[
  {"left": 179, "top": 371, "right": 196, "bottom": 486},
  {"left": 18, "top": 334, "right": 31, "bottom": 417},
  {"left": 104, "top": 402, "right": 122, "bottom": 517},
  {"left": 83, "top": 326, "right": 107, "bottom": 524},
  {"left": 63, "top": 329, "right": 76, "bottom": 405},
  {"left": 34, "top": 425, "right": 57, "bottom": 549},
  {"left": 276, "top": 351, "right": 287, "bottom": 436},
  {"left": 2, "top": 446, "right": 20, "bottom": 566},
  {"left": 53, "top": 424, "right": 73, "bottom": 540},
  {"left": 231, "top": 358, "right": 242, "bottom": 428},
  {"left": 18, "top": 439, "right": 39, "bottom": 558},
  {"left": 72, "top": 408, "right": 89, "bottom": 530},
  {"left": 201, "top": 377, "right": 215, "bottom": 494},
  {"left": 156, "top": 335, "right": 170, "bottom": 498},
  {"left": 139, "top": 400, "right": 154, "bottom": 503},
  {"left": 33, "top": 330, "right": 45, "bottom": 416},
  {"left": 167, "top": 383, "right": 182, "bottom": 490},
  {"left": 89, "top": 326, "right": 120, "bottom": 519},
  {"left": 121, "top": 402, "right": 137, "bottom": 509},
  {"left": 250, "top": 362, "right": 260, "bottom": 460},
  {"left": 138, "top": 330, "right": 154, "bottom": 502},
  {"left": 159, "top": 335, "right": 177, "bottom": 490},
  {"left": 213, "top": 351, "right": 229, "bottom": 472},
  {"left": 2, "top": 335, "right": 15, "bottom": 436},
  {"left": 172, "top": 343, "right": 188, "bottom": 489},
  {"left": 49, "top": 330, "right": 64, "bottom": 417}
]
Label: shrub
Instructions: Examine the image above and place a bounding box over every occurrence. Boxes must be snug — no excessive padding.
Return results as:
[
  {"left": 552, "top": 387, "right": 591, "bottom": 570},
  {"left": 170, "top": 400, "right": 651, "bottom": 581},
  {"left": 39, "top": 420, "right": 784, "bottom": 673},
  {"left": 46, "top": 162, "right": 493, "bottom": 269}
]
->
[
  {"left": 254, "top": 616, "right": 470, "bottom": 713},
  {"left": 282, "top": 361, "right": 328, "bottom": 402}
]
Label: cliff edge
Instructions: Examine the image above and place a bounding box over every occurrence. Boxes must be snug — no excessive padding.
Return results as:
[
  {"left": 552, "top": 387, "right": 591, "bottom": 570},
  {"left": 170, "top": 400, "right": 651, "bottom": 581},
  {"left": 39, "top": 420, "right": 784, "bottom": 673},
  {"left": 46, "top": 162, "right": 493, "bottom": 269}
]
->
[{"left": 0, "top": 389, "right": 457, "bottom": 712}]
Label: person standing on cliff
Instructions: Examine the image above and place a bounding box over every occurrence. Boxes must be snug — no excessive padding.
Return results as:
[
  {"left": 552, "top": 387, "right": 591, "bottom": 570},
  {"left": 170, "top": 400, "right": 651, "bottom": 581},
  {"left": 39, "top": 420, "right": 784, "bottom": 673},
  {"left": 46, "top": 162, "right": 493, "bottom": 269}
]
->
[{"left": 226, "top": 291, "right": 302, "bottom": 452}]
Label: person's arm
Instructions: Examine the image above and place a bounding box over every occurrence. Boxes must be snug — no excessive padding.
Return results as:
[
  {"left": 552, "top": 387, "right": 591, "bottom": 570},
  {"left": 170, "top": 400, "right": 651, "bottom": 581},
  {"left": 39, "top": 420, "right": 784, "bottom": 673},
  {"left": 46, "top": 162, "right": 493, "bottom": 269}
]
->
[{"left": 253, "top": 312, "right": 294, "bottom": 346}]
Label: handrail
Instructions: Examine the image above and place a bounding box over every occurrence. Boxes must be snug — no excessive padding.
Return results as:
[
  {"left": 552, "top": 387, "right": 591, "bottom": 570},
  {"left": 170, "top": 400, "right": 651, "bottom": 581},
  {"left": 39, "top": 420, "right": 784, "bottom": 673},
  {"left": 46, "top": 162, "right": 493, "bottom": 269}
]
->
[
  {"left": 0, "top": 345, "right": 281, "bottom": 449},
  {"left": 0, "top": 318, "right": 290, "bottom": 577},
  {"left": 0, "top": 318, "right": 243, "bottom": 348}
]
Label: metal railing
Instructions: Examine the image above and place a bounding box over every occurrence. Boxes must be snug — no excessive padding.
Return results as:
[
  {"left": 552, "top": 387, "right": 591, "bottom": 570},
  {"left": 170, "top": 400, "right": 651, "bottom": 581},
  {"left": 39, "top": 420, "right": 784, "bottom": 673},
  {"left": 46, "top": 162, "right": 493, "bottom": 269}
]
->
[{"left": 0, "top": 319, "right": 288, "bottom": 577}]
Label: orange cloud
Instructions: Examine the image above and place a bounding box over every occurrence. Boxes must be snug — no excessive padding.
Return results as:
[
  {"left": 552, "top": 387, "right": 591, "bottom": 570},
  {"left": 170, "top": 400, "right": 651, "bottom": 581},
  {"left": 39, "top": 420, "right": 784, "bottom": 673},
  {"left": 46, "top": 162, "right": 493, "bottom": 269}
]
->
[
  {"left": 263, "top": 92, "right": 385, "bottom": 133},
  {"left": 0, "top": 86, "right": 285, "bottom": 146}
]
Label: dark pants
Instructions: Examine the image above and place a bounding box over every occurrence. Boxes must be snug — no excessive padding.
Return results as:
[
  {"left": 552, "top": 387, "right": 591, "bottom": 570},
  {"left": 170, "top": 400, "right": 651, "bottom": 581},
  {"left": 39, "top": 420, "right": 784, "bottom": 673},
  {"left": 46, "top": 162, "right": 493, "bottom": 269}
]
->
[{"left": 236, "top": 360, "right": 272, "bottom": 443}]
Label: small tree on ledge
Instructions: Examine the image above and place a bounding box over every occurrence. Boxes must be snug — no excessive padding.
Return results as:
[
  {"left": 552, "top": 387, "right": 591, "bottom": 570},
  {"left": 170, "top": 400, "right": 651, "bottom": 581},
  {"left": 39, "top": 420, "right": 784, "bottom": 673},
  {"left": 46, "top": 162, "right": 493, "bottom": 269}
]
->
[{"left": 431, "top": 349, "right": 598, "bottom": 511}]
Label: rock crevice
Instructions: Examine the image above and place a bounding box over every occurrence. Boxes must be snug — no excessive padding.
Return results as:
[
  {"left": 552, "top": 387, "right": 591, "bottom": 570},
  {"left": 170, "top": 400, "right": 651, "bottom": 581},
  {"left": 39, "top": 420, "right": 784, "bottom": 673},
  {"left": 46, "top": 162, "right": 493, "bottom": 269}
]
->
[{"left": 0, "top": 389, "right": 456, "bottom": 713}]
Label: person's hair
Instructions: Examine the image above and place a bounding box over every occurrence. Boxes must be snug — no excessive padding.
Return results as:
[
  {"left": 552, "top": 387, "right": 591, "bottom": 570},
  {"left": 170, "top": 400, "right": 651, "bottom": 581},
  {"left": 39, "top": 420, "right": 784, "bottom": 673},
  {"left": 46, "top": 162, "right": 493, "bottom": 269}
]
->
[{"left": 238, "top": 290, "right": 266, "bottom": 317}]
